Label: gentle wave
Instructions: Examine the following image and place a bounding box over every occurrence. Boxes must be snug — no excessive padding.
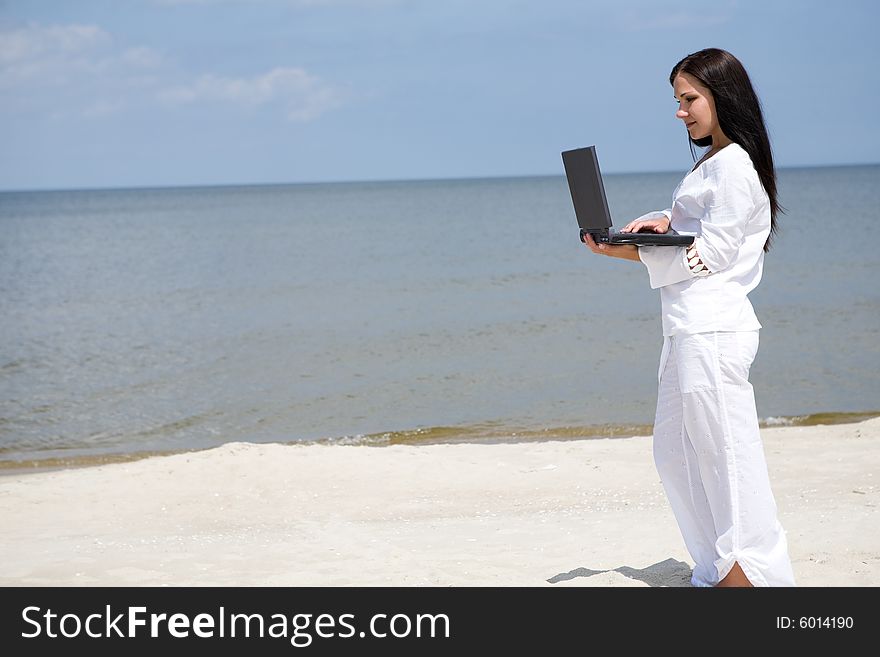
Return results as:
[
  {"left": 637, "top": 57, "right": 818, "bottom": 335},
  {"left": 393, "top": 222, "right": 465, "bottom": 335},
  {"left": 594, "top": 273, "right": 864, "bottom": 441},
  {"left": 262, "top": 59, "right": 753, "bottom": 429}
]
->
[
  {"left": 1, "top": 411, "right": 875, "bottom": 475},
  {"left": 315, "top": 422, "right": 655, "bottom": 447},
  {"left": 760, "top": 411, "right": 880, "bottom": 427}
]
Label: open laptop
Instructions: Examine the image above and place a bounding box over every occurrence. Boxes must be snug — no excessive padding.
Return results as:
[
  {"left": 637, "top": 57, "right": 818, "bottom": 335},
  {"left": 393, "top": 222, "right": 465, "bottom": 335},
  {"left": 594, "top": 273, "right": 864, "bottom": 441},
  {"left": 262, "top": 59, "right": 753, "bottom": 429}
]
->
[{"left": 561, "top": 145, "right": 693, "bottom": 246}]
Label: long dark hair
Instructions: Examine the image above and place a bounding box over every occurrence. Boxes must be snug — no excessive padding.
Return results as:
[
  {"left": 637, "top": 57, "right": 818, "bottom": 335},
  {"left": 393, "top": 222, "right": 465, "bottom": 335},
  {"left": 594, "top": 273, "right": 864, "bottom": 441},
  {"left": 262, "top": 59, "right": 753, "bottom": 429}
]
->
[{"left": 670, "top": 48, "right": 781, "bottom": 251}]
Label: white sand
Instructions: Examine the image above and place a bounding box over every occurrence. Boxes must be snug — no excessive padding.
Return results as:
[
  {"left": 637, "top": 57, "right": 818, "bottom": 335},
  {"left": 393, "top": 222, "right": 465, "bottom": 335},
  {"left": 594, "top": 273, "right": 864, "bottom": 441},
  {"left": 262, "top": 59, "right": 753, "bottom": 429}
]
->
[{"left": 1, "top": 418, "right": 877, "bottom": 587}]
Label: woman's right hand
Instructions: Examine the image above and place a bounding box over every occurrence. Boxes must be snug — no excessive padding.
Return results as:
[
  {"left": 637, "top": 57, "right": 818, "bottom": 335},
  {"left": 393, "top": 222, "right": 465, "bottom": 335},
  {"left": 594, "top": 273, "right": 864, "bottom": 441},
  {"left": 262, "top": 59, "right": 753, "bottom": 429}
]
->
[
  {"left": 621, "top": 214, "right": 670, "bottom": 234},
  {"left": 582, "top": 231, "right": 640, "bottom": 261}
]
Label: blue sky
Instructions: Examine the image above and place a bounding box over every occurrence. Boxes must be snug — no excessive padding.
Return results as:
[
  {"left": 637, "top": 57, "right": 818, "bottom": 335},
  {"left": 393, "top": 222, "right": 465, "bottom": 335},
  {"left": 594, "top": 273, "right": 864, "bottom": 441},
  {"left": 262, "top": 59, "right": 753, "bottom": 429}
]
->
[{"left": 1, "top": 0, "right": 877, "bottom": 190}]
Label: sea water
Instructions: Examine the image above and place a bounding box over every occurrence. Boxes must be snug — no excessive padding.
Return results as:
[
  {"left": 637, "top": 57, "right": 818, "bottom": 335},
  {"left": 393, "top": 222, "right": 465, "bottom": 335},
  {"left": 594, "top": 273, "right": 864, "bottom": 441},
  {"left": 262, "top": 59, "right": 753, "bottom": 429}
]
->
[{"left": 1, "top": 165, "right": 878, "bottom": 465}]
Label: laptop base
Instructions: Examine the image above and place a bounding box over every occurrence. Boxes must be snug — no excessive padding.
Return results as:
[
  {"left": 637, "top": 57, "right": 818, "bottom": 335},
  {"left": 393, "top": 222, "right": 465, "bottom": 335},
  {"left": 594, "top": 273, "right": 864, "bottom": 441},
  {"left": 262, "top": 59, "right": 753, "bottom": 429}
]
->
[{"left": 580, "top": 228, "right": 694, "bottom": 247}]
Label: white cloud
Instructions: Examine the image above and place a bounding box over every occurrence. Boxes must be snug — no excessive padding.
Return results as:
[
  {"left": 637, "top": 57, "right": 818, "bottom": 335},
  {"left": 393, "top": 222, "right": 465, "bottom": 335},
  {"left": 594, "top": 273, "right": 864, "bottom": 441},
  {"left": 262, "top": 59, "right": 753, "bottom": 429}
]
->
[
  {"left": 0, "top": 23, "right": 113, "bottom": 83},
  {"left": 0, "top": 22, "right": 344, "bottom": 122},
  {"left": 0, "top": 22, "right": 164, "bottom": 118},
  {"left": 159, "top": 67, "right": 344, "bottom": 121},
  {"left": 0, "top": 23, "right": 107, "bottom": 64}
]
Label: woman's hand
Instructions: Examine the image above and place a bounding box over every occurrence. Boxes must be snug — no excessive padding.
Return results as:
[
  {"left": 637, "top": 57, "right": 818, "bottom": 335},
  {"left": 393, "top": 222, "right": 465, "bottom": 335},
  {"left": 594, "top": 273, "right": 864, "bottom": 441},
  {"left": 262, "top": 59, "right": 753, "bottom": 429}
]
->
[
  {"left": 621, "top": 215, "right": 670, "bottom": 234},
  {"left": 582, "top": 232, "right": 640, "bottom": 261}
]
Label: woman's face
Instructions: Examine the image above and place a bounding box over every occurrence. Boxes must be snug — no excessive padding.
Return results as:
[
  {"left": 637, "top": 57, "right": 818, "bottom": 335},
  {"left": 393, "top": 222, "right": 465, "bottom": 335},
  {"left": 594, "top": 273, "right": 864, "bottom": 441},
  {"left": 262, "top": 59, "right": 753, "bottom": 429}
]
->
[{"left": 673, "top": 72, "right": 718, "bottom": 141}]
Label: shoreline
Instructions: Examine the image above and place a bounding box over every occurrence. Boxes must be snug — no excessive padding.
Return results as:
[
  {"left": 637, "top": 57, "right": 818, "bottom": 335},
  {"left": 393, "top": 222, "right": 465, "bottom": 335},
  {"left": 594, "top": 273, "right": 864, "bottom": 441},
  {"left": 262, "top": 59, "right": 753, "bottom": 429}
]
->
[
  {"left": 2, "top": 410, "right": 877, "bottom": 478},
  {"left": 1, "top": 416, "right": 877, "bottom": 586}
]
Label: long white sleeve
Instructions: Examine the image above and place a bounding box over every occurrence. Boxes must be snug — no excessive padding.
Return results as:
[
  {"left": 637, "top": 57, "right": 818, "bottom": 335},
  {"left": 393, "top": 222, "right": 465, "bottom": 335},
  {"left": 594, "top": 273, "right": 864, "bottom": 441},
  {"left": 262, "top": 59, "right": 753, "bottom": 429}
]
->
[
  {"left": 635, "top": 208, "right": 689, "bottom": 290},
  {"left": 635, "top": 143, "right": 771, "bottom": 336},
  {"left": 638, "top": 244, "right": 690, "bottom": 290},
  {"left": 638, "top": 153, "right": 756, "bottom": 288},
  {"left": 692, "top": 161, "right": 755, "bottom": 273}
]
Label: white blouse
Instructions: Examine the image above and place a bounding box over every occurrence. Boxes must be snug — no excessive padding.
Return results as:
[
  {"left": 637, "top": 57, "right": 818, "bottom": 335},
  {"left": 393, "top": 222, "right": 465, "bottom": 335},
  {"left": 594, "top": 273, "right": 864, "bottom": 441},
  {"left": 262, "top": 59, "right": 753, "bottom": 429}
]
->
[{"left": 637, "top": 142, "right": 771, "bottom": 336}]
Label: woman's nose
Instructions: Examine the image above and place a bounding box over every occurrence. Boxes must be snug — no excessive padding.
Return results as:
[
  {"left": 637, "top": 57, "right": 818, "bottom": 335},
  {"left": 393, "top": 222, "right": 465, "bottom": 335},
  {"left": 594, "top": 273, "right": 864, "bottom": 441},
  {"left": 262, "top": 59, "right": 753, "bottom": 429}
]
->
[{"left": 676, "top": 108, "right": 688, "bottom": 119}]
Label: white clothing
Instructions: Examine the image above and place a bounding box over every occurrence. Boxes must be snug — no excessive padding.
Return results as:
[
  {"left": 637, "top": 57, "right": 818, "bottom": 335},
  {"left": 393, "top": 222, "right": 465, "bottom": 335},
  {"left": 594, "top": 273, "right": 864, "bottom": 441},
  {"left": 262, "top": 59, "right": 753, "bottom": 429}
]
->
[
  {"left": 636, "top": 143, "right": 795, "bottom": 586},
  {"left": 654, "top": 331, "right": 796, "bottom": 587},
  {"left": 637, "top": 143, "right": 769, "bottom": 336}
]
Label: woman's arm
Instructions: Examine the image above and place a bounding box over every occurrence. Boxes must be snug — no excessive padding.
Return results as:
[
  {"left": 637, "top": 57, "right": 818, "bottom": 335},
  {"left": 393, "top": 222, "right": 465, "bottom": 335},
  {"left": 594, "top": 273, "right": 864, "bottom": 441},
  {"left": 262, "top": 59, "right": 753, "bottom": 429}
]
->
[
  {"left": 638, "top": 162, "right": 756, "bottom": 288},
  {"left": 691, "top": 166, "right": 755, "bottom": 273}
]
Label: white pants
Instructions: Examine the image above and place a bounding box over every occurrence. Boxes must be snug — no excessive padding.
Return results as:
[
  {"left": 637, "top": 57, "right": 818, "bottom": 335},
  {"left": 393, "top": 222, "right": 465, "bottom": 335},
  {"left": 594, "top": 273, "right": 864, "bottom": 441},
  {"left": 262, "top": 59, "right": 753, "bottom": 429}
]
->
[{"left": 653, "top": 331, "right": 796, "bottom": 587}]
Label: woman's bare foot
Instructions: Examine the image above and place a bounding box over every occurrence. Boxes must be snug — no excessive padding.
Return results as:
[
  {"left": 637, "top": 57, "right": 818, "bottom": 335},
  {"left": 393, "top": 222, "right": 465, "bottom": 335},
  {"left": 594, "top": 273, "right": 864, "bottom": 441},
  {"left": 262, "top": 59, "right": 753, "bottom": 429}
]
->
[{"left": 715, "top": 561, "right": 754, "bottom": 587}]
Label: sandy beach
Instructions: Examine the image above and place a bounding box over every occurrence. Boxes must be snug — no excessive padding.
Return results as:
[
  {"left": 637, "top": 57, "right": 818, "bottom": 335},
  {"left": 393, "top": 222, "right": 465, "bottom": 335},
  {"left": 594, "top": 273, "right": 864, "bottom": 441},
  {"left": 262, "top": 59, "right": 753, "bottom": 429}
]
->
[{"left": 1, "top": 417, "right": 877, "bottom": 587}]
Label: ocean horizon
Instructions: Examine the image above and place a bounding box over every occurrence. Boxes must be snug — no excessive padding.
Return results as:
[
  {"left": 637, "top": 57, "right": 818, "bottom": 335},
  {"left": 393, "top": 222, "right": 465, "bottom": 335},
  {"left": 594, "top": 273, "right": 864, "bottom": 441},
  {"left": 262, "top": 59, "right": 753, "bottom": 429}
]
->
[{"left": 3, "top": 160, "right": 879, "bottom": 195}]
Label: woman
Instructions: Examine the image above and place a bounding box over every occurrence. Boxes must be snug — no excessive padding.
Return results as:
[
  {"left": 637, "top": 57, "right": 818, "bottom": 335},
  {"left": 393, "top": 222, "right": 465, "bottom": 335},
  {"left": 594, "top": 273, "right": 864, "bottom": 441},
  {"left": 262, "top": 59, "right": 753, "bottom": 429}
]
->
[{"left": 583, "top": 48, "right": 796, "bottom": 587}]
